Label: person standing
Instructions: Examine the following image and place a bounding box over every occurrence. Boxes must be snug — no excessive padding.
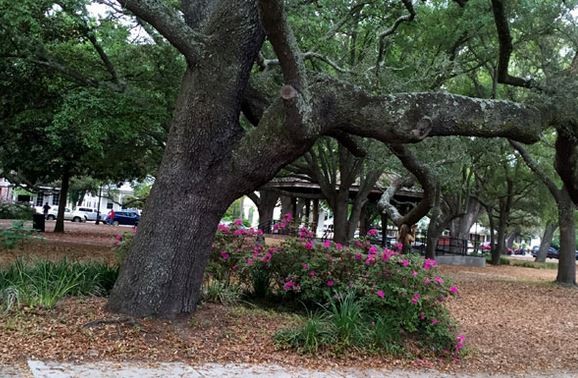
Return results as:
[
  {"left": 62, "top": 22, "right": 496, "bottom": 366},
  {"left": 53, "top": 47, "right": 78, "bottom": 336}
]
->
[
  {"left": 42, "top": 202, "right": 51, "bottom": 220},
  {"left": 106, "top": 209, "right": 116, "bottom": 225}
]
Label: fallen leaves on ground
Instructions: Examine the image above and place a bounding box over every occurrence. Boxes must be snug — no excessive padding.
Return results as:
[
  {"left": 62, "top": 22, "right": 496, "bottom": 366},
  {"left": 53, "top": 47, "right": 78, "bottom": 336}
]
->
[{"left": 1, "top": 224, "right": 577, "bottom": 374}]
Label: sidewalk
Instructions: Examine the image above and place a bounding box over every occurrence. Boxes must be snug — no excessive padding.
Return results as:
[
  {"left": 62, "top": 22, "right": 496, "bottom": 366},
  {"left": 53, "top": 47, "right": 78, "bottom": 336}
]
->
[{"left": 2, "top": 361, "right": 576, "bottom": 378}]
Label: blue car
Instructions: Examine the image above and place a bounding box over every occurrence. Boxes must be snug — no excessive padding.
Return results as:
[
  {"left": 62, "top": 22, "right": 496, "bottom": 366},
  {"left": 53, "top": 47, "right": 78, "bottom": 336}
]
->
[{"left": 106, "top": 211, "right": 140, "bottom": 226}]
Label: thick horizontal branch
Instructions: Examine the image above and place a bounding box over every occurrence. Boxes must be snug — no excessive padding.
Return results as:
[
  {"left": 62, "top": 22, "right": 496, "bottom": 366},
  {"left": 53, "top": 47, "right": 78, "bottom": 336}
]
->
[
  {"left": 116, "top": 0, "right": 204, "bottom": 62},
  {"left": 312, "top": 78, "right": 545, "bottom": 144}
]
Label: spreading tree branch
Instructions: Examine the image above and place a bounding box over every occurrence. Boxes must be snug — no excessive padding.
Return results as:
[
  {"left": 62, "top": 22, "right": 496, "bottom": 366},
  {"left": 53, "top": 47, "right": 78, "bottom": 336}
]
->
[
  {"left": 115, "top": 0, "right": 205, "bottom": 63},
  {"left": 376, "top": 0, "right": 416, "bottom": 70},
  {"left": 509, "top": 140, "right": 562, "bottom": 203},
  {"left": 490, "top": 0, "right": 536, "bottom": 89},
  {"left": 378, "top": 144, "right": 437, "bottom": 227}
]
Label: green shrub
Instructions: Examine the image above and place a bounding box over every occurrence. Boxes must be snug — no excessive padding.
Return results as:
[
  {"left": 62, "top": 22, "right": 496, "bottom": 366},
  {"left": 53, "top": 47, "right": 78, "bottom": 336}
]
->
[
  {"left": 113, "top": 230, "right": 136, "bottom": 266},
  {"left": 211, "top": 219, "right": 464, "bottom": 357},
  {"left": 0, "top": 259, "right": 118, "bottom": 310},
  {"left": 0, "top": 221, "right": 38, "bottom": 250},
  {"left": 0, "top": 203, "right": 34, "bottom": 220}
]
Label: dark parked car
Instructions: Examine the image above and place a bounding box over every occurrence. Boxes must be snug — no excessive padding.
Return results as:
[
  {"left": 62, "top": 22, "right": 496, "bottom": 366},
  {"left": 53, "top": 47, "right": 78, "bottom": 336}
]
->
[
  {"left": 532, "top": 246, "right": 560, "bottom": 259},
  {"left": 106, "top": 211, "right": 140, "bottom": 226}
]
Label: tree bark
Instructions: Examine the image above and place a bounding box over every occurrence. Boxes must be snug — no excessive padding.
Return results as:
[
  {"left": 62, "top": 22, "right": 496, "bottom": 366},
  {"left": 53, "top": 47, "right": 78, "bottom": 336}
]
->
[
  {"left": 54, "top": 170, "right": 71, "bottom": 233},
  {"left": 536, "top": 223, "right": 556, "bottom": 263},
  {"left": 332, "top": 191, "right": 350, "bottom": 243},
  {"left": 556, "top": 188, "right": 576, "bottom": 285}
]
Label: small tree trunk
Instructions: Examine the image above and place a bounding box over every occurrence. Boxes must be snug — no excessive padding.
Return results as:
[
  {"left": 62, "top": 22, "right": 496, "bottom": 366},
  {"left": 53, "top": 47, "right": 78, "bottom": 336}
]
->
[
  {"left": 536, "top": 223, "right": 556, "bottom": 262},
  {"left": 256, "top": 191, "right": 278, "bottom": 233},
  {"left": 359, "top": 203, "right": 370, "bottom": 237},
  {"left": 54, "top": 170, "right": 71, "bottom": 233},
  {"left": 493, "top": 219, "right": 507, "bottom": 264},
  {"left": 311, "top": 199, "right": 320, "bottom": 233},
  {"left": 556, "top": 188, "right": 576, "bottom": 285},
  {"left": 332, "top": 195, "right": 349, "bottom": 243},
  {"left": 280, "top": 196, "right": 294, "bottom": 217}
]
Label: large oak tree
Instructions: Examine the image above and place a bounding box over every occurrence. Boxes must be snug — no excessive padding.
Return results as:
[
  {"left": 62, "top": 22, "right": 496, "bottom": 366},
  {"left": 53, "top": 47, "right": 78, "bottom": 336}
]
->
[{"left": 99, "top": 0, "right": 549, "bottom": 318}]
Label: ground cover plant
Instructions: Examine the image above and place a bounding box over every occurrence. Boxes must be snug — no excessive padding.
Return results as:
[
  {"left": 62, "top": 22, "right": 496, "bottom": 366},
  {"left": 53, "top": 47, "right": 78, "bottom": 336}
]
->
[
  {"left": 207, "top": 217, "right": 463, "bottom": 358},
  {"left": 0, "top": 259, "right": 117, "bottom": 312},
  {"left": 0, "top": 221, "right": 38, "bottom": 250}
]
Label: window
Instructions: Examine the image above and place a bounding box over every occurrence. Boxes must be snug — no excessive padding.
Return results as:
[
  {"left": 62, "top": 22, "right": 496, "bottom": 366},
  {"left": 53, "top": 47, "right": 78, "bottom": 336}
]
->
[
  {"left": 36, "top": 193, "right": 44, "bottom": 207},
  {"left": 52, "top": 194, "right": 59, "bottom": 206},
  {"left": 107, "top": 202, "right": 113, "bottom": 209},
  {"left": 78, "top": 208, "right": 92, "bottom": 212}
]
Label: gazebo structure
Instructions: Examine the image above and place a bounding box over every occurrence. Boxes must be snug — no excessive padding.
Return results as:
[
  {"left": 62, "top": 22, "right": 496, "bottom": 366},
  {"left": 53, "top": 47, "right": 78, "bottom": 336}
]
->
[{"left": 259, "top": 176, "right": 423, "bottom": 245}]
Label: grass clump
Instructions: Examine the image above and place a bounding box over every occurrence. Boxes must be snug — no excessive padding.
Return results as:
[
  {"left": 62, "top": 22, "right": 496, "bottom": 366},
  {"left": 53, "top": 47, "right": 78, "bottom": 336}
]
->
[{"left": 0, "top": 259, "right": 118, "bottom": 311}]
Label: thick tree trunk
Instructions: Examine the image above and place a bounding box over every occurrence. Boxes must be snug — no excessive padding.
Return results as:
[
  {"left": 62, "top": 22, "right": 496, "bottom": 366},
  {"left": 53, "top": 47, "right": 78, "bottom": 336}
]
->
[
  {"left": 556, "top": 188, "right": 576, "bottom": 285},
  {"left": 54, "top": 170, "right": 70, "bottom": 233},
  {"left": 536, "top": 223, "right": 556, "bottom": 262},
  {"left": 107, "top": 65, "right": 254, "bottom": 317}
]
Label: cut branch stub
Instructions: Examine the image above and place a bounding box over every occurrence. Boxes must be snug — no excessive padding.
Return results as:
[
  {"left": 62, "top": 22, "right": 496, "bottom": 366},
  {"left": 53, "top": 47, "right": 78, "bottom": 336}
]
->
[
  {"left": 280, "top": 84, "right": 298, "bottom": 100},
  {"left": 411, "top": 117, "right": 433, "bottom": 139}
]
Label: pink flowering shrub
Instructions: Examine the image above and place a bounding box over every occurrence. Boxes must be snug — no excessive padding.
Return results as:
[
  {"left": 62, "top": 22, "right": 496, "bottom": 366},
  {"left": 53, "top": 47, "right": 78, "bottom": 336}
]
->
[{"left": 208, "top": 219, "right": 462, "bottom": 356}]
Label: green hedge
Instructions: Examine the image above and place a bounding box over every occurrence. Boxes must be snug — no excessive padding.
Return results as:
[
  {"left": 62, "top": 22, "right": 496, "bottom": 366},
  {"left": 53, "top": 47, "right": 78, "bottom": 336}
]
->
[{"left": 0, "top": 203, "right": 35, "bottom": 220}]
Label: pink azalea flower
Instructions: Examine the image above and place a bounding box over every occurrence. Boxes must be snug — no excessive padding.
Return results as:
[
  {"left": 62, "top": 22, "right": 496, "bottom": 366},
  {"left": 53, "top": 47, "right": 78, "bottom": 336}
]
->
[
  {"left": 434, "top": 276, "right": 444, "bottom": 285},
  {"left": 284, "top": 213, "right": 293, "bottom": 222},
  {"left": 326, "top": 279, "right": 334, "bottom": 287},
  {"left": 376, "top": 290, "right": 385, "bottom": 299},
  {"left": 304, "top": 240, "right": 314, "bottom": 250},
  {"left": 449, "top": 286, "right": 459, "bottom": 295},
  {"left": 354, "top": 253, "right": 362, "bottom": 261},
  {"left": 455, "top": 335, "right": 465, "bottom": 353},
  {"left": 302, "top": 263, "right": 309, "bottom": 270},
  {"left": 393, "top": 242, "right": 403, "bottom": 252},
  {"left": 335, "top": 243, "right": 343, "bottom": 251},
  {"left": 382, "top": 249, "right": 394, "bottom": 262},
  {"left": 308, "top": 270, "right": 316, "bottom": 277},
  {"left": 401, "top": 259, "right": 410, "bottom": 267},
  {"left": 246, "top": 258, "right": 254, "bottom": 266},
  {"left": 323, "top": 240, "right": 332, "bottom": 248},
  {"left": 412, "top": 270, "right": 418, "bottom": 277},
  {"left": 220, "top": 251, "right": 230, "bottom": 260},
  {"left": 114, "top": 234, "right": 122, "bottom": 241},
  {"left": 367, "top": 229, "right": 379, "bottom": 237},
  {"left": 233, "top": 218, "right": 243, "bottom": 226},
  {"left": 368, "top": 245, "right": 378, "bottom": 255},
  {"left": 233, "top": 229, "right": 245, "bottom": 236},
  {"left": 431, "top": 318, "right": 439, "bottom": 325},
  {"left": 256, "top": 229, "right": 264, "bottom": 236},
  {"left": 365, "top": 256, "right": 376, "bottom": 265},
  {"left": 423, "top": 258, "right": 437, "bottom": 270},
  {"left": 423, "top": 277, "right": 431, "bottom": 285},
  {"left": 261, "top": 253, "right": 272, "bottom": 263},
  {"left": 283, "top": 280, "right": 295, "bottom": 291},
  {"left": 411, "top": 292, "right": 421, "bottom": 305}
]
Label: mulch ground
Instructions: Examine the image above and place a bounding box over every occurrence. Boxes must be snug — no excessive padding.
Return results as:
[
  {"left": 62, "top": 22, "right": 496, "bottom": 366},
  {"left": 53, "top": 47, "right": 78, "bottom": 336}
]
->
[{"left": 1, "top": 223, "right": 577, "bottom": 374}]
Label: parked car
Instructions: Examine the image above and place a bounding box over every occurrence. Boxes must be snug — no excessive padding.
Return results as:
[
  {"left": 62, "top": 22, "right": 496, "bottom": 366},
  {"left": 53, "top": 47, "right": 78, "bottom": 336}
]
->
[
  {"left": 75, "top": 207, "right": 100, "bottom": 221},
  {"left": 106, "top": 211, "right": 140, "bottom": 226},
  {"left": 35, "top": 207, "right": 91, "bottom": 222}
]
